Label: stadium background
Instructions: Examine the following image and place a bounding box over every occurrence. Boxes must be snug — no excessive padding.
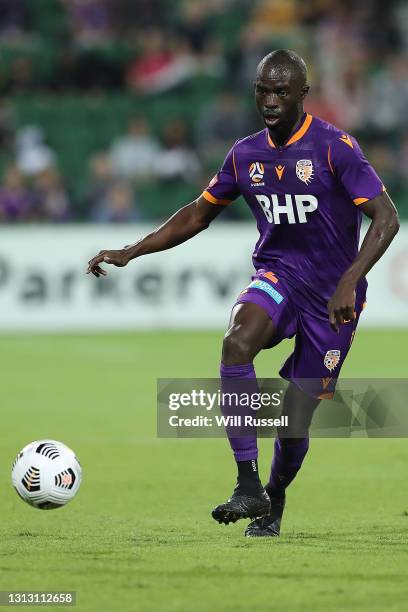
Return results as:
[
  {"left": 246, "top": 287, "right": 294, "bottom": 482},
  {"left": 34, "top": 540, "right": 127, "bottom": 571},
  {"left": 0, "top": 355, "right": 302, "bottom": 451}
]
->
[{"left": 1, "top": 2, "right": 408, "bottom": 612}]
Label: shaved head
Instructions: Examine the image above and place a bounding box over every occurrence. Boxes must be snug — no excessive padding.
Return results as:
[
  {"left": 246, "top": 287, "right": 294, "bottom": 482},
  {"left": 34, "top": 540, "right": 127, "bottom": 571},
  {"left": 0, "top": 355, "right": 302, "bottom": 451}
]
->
[
  {"left": 254, "top": 49, "right": 310, "bottom": 144},
  {"left": 257, "top": 49, "right": 308, "bottom": 86}
]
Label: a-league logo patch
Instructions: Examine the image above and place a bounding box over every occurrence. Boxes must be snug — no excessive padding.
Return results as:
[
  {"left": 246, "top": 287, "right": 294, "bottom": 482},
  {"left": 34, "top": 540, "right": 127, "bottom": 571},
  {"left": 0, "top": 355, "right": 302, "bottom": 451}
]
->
[
  {"left": 249, "top": 162, "right": 265, "bottom": 185},
  {"left": 296, "top": 159, "right": 314, "bottom": 184},
  {"left": 324, "top": 350, "right": 341, "bottom": 372}
]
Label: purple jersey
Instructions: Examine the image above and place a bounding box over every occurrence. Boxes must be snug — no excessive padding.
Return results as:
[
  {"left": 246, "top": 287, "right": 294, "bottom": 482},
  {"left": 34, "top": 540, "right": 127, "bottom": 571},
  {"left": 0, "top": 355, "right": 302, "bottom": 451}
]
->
[{"left": 202, "top": 113, "right": 383, "bottom": 300}]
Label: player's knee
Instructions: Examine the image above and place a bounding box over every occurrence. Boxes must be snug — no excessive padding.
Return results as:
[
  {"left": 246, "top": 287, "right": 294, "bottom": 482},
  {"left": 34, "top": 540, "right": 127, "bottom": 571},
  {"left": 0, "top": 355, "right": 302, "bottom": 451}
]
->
[{"left": 222, "top": 327, "right": 254, "bottom": 365}]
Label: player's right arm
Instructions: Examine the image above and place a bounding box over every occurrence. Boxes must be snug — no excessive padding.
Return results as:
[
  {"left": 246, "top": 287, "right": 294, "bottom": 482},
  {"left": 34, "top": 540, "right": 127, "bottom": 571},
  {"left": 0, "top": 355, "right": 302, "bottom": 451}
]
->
[
  {"left": 87, "top": 144, "right": 240, "bottom": 277},
  {"left": 87, "top": 196, "right": 223, "bottom": 277}
]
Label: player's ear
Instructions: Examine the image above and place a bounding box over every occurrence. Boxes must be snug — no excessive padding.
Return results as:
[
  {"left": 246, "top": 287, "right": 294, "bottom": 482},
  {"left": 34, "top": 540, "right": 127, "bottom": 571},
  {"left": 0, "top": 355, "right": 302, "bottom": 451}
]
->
[{"left": 301, "top": 84, "right": 310, "bottom": 100}]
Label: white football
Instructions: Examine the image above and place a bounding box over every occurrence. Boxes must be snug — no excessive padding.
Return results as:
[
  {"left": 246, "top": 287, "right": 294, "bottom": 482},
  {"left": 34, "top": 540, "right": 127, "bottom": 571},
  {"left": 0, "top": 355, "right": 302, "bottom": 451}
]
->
[{"left": 11, "top": 440, "right": 82, "bottom": 510}]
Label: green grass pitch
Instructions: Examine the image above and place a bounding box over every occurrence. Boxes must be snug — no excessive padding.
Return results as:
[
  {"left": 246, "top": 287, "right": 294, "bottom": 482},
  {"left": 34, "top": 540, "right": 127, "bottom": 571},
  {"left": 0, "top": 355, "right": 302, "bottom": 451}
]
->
[{"left": 1, "top": 329, "right": 408, "bottom": 611}]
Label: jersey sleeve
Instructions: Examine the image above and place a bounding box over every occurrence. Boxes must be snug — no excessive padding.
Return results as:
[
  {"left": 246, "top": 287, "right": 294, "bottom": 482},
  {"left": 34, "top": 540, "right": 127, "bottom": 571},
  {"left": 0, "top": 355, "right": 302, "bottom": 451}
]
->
[
  {"left": 201, "top": 145, "right": 240, "bottom": 205},
  {"left": 328, "top": 134, "right": 384, "bottom": 205}
]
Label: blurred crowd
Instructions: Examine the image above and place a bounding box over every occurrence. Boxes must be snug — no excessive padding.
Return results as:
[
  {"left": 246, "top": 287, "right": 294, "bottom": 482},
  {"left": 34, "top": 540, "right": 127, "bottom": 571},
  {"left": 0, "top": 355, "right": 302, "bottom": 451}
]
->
[{"left": 0, "top": 0, "right": 407, "bottom": 222}]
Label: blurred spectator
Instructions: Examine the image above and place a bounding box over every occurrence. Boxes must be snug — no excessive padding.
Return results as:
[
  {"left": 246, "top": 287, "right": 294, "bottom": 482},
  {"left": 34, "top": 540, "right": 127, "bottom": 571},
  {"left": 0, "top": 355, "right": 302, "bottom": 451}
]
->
[
  {"left": 324, "top": 63, "right": 367, "bottom": 132},
  {"left": 62, "top": 0, "right": 114, "bottom": 47},
  {"left": 178, "top": 1, "right": 212, "bottom": 55},
  {"left": 72, "top": 48, "right": 123, "bottom": 90},
  {"left": 0, "top": 99, "right": 16, "bottom": 150},
  {"left": 0, "top": 0, "right": 28, "bottom": 38},
  {"left": 299, "top": 0, "right": 332, "bottom": 26},
  {"left": 233, "top": 25, "right": 272, "bottom": 88},
  {"left": 155, "top": 119, "right": 201, "bottom": 183},
  {"left": 83, "top": 151, "right": 115, "bottom": 213},
  {"left": 398, "top": 134, "right": 408, "bottom": 182},
  {"left": 113, "top": 0, "right": 170, "bottom": 33},
  {"left": 304, "top": 83, "right": 340, "bottom": 126},
  {"left": 362, "top": 2, "right": 402, "bottom": 60},
  {"left": 62, "top": 0, "right": 122, "bottom": 90},
  {"left": 197, "top": 37, "right": 227, "bottom": 78},
  {"left": 177, "top": 1, "right": 227, "bottom": 77},
  {"left": 0, "top": 165, "right": 35, "bottom": 222},
  {"left": 250, "top": 0, "right": 298, "bottom": 34},
  {"left": 197, "top": 91, "right": 250, "bottom": 160},
  {"left": 34, "top": 168, "right": 72, "bottom": 222},
  {"left": 0, "top": 0, "right": 405, "bottom": 222},
  {"left": 126, "top": 29, "right": 196, "bottom": 94},
  {"left": 6, "top": 56, "right": 36, "bottom": 94},
  {"left": 16, "top": 126, "right": 56, "bottom": 177},
  {"left": 109, "top": 116, "right": 160, "bottom": 180},
  {"left": 50, "top": 48, "right": 78, "bottom": 91},
  {"left": 367, "top": 56, "right": 408, "bottom": 133},
  {"left": 89, "top": 179, "right": 141, "bottom": 222},
  {"left": 315, "top": 3, "right": 367, "bottom": 98},
  {"left": 367, "top": 143, "right": 404, "bottom": 196}
]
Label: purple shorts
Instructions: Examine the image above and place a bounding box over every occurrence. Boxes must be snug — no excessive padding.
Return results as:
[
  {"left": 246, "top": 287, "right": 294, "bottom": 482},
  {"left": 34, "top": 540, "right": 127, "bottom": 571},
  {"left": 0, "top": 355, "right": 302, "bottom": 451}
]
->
[{"left": 235, "top": 269, "right": 367, "bottom": 399}]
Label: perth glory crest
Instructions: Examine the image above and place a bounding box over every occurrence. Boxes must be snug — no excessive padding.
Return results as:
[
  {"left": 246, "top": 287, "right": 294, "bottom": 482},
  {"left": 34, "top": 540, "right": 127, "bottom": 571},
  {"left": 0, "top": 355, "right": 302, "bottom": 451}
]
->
[
  {"left": 296, "top": 159, "right": 314, "bottom": 184},
  {"left": 324, "top": 350, "right": 341, "bottom": 372}
]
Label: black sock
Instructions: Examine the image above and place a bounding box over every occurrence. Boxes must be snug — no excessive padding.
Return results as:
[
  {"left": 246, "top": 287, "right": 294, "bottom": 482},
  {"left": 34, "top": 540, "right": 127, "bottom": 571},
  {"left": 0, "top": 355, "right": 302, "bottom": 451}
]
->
[
  {"left": 265, "top": 481, "right": 285, "bottom": 500},
  {"left": 236, "top": 459, "right": 262, "bottom": 494}
]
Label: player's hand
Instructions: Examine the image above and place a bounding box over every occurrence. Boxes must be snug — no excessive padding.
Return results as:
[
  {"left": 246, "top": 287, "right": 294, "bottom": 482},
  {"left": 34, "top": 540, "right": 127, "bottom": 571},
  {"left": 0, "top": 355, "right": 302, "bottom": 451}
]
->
[
  {"left": 327, "top": 281, "right": 356, "bottom": 333},
  {"left": 86, "top": 249, "right": 130, "bottom": 278}
]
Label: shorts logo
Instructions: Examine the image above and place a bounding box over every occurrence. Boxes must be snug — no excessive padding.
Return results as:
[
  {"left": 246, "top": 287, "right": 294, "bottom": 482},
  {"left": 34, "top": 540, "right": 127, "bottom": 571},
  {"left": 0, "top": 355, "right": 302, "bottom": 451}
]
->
[
  {"left": 248, "top": 279, "right": 284, "bottom": 304},
  {"left": 296, "top": 159, "right": 314, "bottom": 184},
  {"left": 249, "top": 162, "right": 265, "bottom": 186},
  {"left": 262, "top": 271, "right": 278, "bottom": 283},
  {"left": 322, "top": 377, "right": 332, "bottom": 390},
  {"left": 324, "top": 350, "right": 341, "bottom": 372}
]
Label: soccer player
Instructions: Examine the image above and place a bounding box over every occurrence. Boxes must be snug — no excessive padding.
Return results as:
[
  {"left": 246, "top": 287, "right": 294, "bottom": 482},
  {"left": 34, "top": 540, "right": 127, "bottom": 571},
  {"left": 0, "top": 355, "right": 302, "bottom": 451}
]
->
[{"left": 87, "top": 50, "right": 399, "bottom": 537}]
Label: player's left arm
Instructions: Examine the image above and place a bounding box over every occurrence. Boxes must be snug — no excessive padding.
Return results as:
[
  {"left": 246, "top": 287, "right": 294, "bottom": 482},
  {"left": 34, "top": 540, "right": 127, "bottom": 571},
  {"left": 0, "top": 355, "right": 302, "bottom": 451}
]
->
[
  {"left": 327, "top": 135, "right": 400, "bottom": 331},
  {"left": 328, "top": 191, "right": 399, "bottom": 331}
]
